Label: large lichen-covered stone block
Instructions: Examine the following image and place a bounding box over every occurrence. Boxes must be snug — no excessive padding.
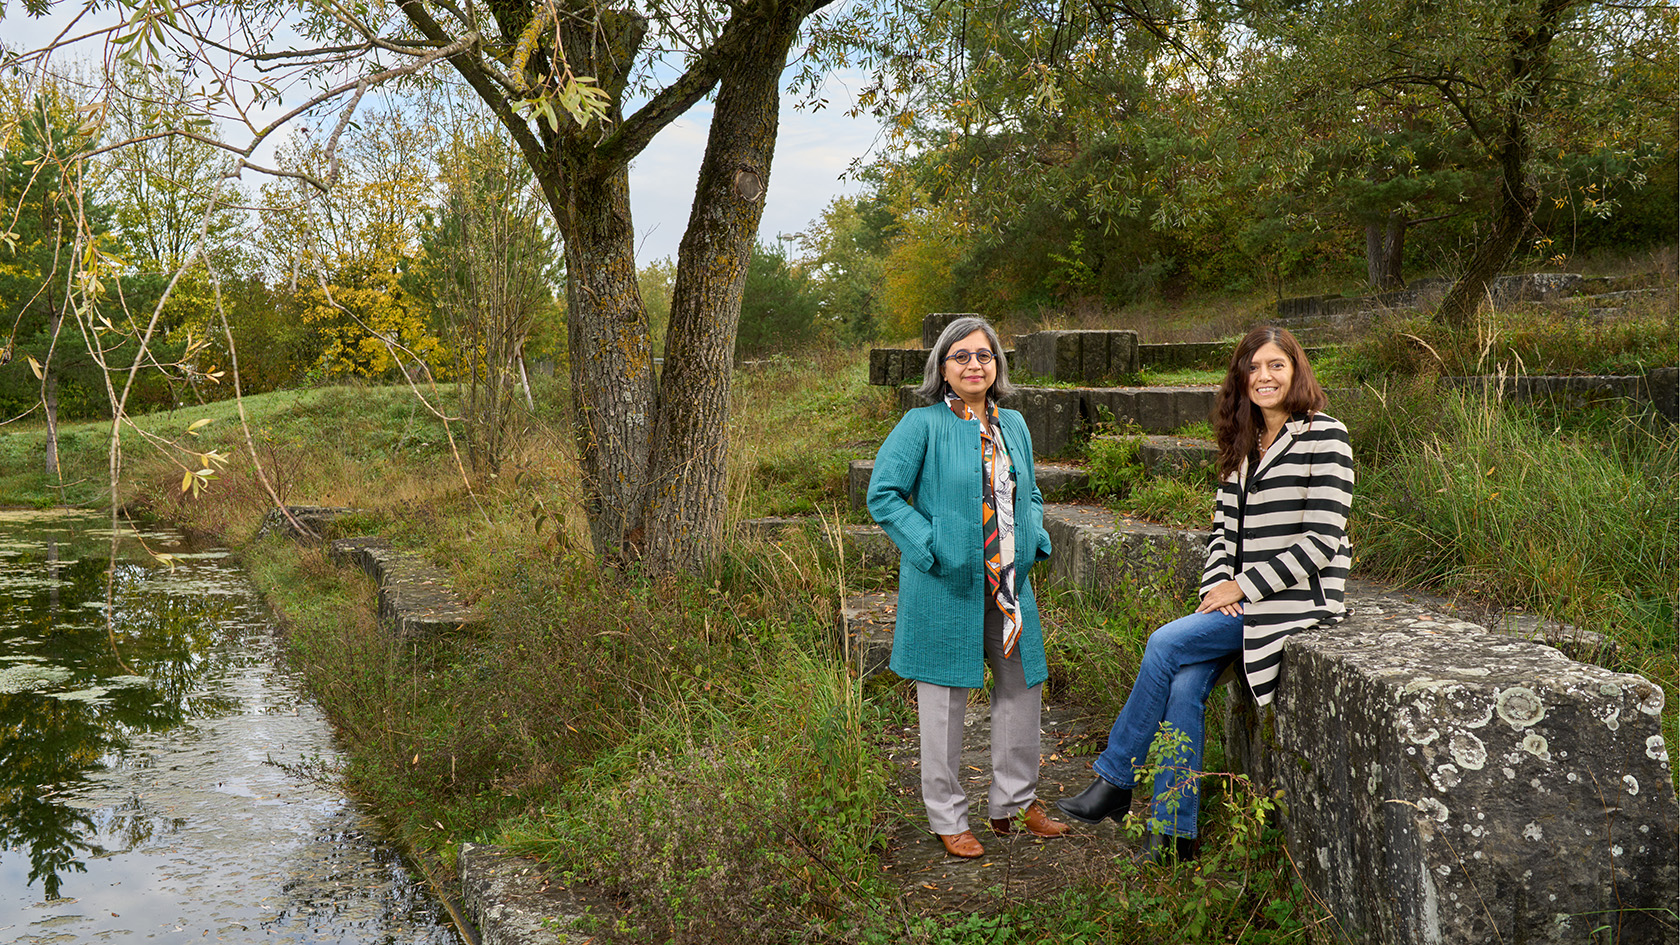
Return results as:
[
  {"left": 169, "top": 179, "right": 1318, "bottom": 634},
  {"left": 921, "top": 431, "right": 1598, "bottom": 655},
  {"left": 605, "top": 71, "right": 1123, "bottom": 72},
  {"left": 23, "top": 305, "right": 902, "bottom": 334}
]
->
[
  {"left": 255, "top": 505, "right": 363, "bottom": 542},
  {"left": 1228, "top": 612, "right": 1677, "bottom": 944}
]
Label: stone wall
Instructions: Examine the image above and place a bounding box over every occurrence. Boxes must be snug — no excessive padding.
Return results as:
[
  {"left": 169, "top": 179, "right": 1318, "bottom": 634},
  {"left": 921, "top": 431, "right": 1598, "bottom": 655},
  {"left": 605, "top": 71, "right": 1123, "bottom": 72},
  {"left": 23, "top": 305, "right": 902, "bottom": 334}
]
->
[
  {"left": 1441, "top": 368, "right": 1678, "bottom": 423},
  {"left": 1018, "top": 330, "right": 1140, "bottom": 381},
  {"left": 1226, "top": 601, "right": 1678, "bottom": 944}
]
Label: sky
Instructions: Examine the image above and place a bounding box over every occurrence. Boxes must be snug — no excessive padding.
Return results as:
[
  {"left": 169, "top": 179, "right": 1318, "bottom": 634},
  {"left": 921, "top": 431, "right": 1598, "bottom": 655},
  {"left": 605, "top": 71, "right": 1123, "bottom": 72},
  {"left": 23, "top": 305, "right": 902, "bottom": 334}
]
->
[
  {"left": 625, "top": 72, "right": 885, "bottom": 265},
  {"left": 2, "top": 6, "right": 886, "bottom": 268}
]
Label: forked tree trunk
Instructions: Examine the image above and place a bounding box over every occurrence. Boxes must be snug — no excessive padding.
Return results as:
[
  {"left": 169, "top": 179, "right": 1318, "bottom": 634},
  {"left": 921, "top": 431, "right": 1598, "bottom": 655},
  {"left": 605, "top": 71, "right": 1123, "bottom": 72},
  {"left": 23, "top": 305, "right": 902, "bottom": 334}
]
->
[{"left": 637, "top": 0, "right": 805, "bottom": 574}]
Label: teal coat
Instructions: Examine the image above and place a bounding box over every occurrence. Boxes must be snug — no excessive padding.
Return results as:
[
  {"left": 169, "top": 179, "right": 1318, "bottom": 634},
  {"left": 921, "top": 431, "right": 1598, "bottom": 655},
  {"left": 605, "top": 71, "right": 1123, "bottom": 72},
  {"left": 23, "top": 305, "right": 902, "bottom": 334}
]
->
[{"left": 867, "top": 403, "right": 1054, "bottom": 689}]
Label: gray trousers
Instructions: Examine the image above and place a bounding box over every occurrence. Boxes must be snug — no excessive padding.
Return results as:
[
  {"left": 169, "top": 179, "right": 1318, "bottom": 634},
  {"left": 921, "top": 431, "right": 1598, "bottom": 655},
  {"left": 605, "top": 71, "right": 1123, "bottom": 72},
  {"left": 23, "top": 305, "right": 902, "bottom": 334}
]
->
[{"left": 915, "top": 606, "right": 1043, "bottom": 835}]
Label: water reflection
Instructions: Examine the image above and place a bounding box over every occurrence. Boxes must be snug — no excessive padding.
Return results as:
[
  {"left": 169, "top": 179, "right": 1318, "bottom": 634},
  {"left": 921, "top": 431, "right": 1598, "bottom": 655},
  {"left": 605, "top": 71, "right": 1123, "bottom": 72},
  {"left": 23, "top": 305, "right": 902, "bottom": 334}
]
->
[{"left": 0, "top": 509, "right": 458, "bottom": 943}]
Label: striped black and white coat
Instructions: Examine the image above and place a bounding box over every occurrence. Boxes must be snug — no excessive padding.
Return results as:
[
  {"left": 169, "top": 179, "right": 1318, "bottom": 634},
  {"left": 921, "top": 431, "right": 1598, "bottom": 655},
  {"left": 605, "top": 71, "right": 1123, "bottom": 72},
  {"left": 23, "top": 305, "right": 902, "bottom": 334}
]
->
[{"left": 1201, "top": 410, "right": 1354, "bottom": 707}]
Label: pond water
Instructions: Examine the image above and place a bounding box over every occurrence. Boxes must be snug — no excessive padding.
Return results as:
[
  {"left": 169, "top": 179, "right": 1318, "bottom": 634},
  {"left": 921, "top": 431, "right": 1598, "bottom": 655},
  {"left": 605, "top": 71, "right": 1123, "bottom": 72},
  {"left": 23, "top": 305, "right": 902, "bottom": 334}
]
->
[{"left": 0, "top": 508, "right": 461, "bottom": 944}]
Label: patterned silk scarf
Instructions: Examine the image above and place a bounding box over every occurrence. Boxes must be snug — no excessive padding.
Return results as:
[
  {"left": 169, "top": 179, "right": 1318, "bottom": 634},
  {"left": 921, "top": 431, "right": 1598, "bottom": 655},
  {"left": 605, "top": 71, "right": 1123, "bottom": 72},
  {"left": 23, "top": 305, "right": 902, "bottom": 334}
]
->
[{"left": 946, "top": 389, "right": 1022, "bottom": 656}]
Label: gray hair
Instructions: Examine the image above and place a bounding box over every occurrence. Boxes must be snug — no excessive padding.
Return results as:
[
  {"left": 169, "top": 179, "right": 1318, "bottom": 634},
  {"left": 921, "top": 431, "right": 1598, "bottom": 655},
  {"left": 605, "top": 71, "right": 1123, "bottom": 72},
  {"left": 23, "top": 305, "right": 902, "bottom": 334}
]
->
[{"left": 915, "top": 316, "right": 1016, "bottom": 404}]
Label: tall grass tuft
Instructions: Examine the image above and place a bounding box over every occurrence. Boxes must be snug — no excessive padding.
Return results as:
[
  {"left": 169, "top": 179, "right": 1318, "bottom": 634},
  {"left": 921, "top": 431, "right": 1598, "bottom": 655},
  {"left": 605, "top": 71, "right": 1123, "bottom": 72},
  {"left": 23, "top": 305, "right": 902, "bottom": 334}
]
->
[{"left": 1347, "top": 387, "right": 1677, "bottom": 679}]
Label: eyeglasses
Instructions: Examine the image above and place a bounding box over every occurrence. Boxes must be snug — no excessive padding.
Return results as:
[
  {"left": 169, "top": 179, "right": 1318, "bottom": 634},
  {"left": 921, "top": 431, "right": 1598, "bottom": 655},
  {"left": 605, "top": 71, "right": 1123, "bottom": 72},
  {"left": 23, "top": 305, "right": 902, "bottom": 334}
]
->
[{"left": 944, "top": 349, "right": 995, "bottom": 366}]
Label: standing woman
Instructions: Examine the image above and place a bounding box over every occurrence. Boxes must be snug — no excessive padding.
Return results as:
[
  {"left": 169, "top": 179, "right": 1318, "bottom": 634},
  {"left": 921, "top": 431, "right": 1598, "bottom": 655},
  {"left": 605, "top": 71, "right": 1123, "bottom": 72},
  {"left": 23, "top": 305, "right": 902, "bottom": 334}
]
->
[
  {"left": 868, "top": 316, "right": 1069, "bottom": 858},
  {"left": 1056, "top": 325, "right": 1353, "bottom": 861}
]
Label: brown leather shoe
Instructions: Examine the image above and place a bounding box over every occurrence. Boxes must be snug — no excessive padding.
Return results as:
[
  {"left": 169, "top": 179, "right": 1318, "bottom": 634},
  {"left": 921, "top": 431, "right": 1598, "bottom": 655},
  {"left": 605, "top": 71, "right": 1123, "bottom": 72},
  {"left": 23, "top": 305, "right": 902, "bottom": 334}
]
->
[
  {"left": 938, "top": 830, "right": 984, "bottom": 858},
  {"left": 990, "top": 799, "right": 1072, "bottom": 838}
]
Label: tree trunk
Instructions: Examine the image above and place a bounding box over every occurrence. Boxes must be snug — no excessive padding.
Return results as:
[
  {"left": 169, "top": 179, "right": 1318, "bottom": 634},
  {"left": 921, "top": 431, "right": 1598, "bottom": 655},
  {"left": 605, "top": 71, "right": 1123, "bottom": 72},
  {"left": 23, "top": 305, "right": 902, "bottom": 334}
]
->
[
  {"left": 1437, "top": 0, "right": 1567, "bottom": 327},
  {"left": 1365, "top": 213, "right": 1407, "bottom": 291},
  {"left": 638, "top": 3, "right": 805, "bottom": 575},
  {"left": 563, "top": 165, "right": 654, "bottom": 559}
]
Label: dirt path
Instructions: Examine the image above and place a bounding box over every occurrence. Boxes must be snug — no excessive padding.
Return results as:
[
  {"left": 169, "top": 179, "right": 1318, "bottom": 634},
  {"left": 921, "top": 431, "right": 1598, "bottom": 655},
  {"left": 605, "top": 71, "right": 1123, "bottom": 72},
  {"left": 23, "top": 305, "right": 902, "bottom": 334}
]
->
[{"left": 876, "top": 703, "right": 1157, "bottom": 912}]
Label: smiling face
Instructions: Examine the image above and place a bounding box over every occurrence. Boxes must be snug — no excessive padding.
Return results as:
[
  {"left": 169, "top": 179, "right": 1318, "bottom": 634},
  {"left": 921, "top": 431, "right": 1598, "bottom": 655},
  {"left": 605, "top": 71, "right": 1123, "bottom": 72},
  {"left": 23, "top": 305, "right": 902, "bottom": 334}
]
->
[
  {"left": 1246, "top": 341, "right": 1295, "bottom": 420},
  {"left": 941, "top": 328, "right": 997, "bottom": 405}
]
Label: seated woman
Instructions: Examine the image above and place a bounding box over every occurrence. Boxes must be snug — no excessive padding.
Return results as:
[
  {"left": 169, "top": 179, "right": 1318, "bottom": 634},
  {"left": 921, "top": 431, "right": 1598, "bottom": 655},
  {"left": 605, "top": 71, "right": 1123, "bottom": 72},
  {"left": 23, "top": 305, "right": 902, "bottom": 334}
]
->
[{"left": 1056, "top": 325, "right": 1353, "bottom": 861}]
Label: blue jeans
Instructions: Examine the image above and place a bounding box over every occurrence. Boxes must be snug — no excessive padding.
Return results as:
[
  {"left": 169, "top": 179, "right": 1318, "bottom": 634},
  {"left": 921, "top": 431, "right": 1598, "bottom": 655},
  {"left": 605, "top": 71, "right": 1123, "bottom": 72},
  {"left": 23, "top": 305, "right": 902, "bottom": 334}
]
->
[{"left": 1092, "top": 610, "right": 1241, "bottom": 838}]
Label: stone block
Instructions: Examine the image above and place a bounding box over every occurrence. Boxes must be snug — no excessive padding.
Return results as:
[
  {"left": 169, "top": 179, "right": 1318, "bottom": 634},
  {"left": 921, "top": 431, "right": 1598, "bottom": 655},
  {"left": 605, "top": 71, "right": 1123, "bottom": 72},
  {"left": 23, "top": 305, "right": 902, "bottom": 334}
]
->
[
  {"left": 254, "top": 505, "right": 363, "bottom": 542},
  {"left": 836, "top": 591, "right": 897, "bottom": 677},
  {"left": 1046, "top": 332, "right": 1083, "bottom": 379},
  {"left": 1004, "top": 387, "right": 1081, "bottom": 456},
  {"left": 1041, "top": 504, "right": 1209, "bottom": 600},
  {"left": 459, "top": 843, "right": 590, "bottom": 945},
  {"left": 840, "top": 524, "right": 901, "bottom": 569},
  {"left": 1078, "top": 388, "right": 1133, "bottom": 430},
  {"left": 1490, "top": 272, "right": 1584, "bottom": 304},
  {"left": 328, "top": 536, "right": 389, "bottom": 581},
  {"left": 1135, "top": 435, "right": 1217, "bottom": 477},
  {"left": 1139, "top": 342, "right": 1227, "bottom": 371},
  {"left": 868, "top": 349, "right": 892, "bottom": 386},
  {"left": 1169, "top": 387, "right": 1216, "bottom": 429},
  {"left": 1034, "top": 463, "right": 1088, "bottom": 497},
  {"left": 738, "top": 517, "right": 807, "bottom": 541},
  {"left": 848, "top": 460, "right": 874, "bottom": 509},
  {"left": 1079, "top": 331, "right": 1111, "bottom": 381},
  {"left": 1276, "top": 293, "right": 1340, "bottom": 321},
  {"left": 1439, "top": 373, "right": 1673, "bottom": 418},
  {"left": 923, "top": 312, "right": 975, "bottom": 349},
  {"left": 1131, "top": 387, "right": 1179, "bottom": 433},
  {"left": 1107, "top": 331, "right": 1140, "bottom": 375},
  {"left": 896, "top": 386, "right": 924, "bottom": 412},
  {"left": 1644, "top": 366, "right": 1677, "bottom": 423},
  {"left": 1226, "top": 609, "right": 1678, "bottom": 944}
]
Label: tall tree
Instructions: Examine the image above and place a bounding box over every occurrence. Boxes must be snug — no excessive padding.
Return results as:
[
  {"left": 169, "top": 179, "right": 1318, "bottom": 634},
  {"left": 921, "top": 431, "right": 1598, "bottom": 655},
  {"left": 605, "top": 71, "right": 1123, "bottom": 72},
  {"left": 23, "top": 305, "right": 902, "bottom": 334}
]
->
[
  {"left": 6, "top": 0, "right": 848, "bottom": 574},
  {"left": 1237, "top": 0, "right": 1677, "bottom": 323}
]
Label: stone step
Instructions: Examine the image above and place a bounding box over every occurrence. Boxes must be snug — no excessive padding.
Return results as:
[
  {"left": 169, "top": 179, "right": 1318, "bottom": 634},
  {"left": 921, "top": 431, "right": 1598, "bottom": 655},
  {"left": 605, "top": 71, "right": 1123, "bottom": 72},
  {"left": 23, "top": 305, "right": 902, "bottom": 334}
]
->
[
  {"left": 748, "top": 503, "right": 1210, "bottom": 601},
  {"left": 252, "top": 504, "right": 363, "bottom": 542},
  {"left": 892, "top": 384, "right": 1219, "bottom": 456},
  {"left": 1040, "top": 504, "right": 1210, "bottom": 600},
  {"left": 1089, "top": 434, "right": 1217, "bottom": 477},
  {"left": 846, "top": 459, "right": 1090, "bottom": 510},
  {"left": 869, "top": 347, "right": 1019, "bottom": 387},
  {"left": 328, "top": 536, "right": 482, "bottom": 638}
]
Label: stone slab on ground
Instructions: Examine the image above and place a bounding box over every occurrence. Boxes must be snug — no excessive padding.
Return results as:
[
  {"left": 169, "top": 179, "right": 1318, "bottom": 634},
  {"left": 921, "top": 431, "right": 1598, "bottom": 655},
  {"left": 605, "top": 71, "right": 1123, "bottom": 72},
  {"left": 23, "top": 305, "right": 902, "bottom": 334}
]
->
[
  {"left": 458, "top": 842, "right": 591, "bottom": 945},
  {"left": 328, "top": 536, "right": 481, "bottom": 638},
  {"left": 253, "top": 505, "right": 363, "bottom": 542},
  {"left": 848, "top": 459, "right": 1089, "bottom": 509},
  {"left": 1225, "top": 588, "right": 1678, "bottom": 945}
]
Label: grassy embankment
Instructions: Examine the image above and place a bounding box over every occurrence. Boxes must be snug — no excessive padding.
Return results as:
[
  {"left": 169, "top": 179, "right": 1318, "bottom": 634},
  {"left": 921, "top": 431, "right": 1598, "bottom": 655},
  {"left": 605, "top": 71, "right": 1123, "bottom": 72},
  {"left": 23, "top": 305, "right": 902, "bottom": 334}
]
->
[{"left": 0, "top": 268, "right": 1674, "bottom": 942}]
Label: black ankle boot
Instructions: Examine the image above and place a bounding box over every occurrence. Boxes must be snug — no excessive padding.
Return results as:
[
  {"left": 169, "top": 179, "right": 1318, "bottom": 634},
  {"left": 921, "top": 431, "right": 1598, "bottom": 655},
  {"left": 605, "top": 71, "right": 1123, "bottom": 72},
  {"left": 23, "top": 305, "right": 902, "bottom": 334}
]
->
[
  {"left": 1055, "top": 778, "right": 1133, "bottom": 824},
  {"left": 1146, "top": 832, "right": 1199, "bottom": 864}
]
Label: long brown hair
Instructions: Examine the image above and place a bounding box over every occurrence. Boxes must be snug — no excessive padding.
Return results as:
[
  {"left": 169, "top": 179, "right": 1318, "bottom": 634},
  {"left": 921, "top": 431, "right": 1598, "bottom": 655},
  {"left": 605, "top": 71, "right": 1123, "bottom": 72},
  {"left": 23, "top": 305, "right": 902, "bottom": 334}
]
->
[{"left": 1213, "top": 326, "right": 1327, "bottom": 479}]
